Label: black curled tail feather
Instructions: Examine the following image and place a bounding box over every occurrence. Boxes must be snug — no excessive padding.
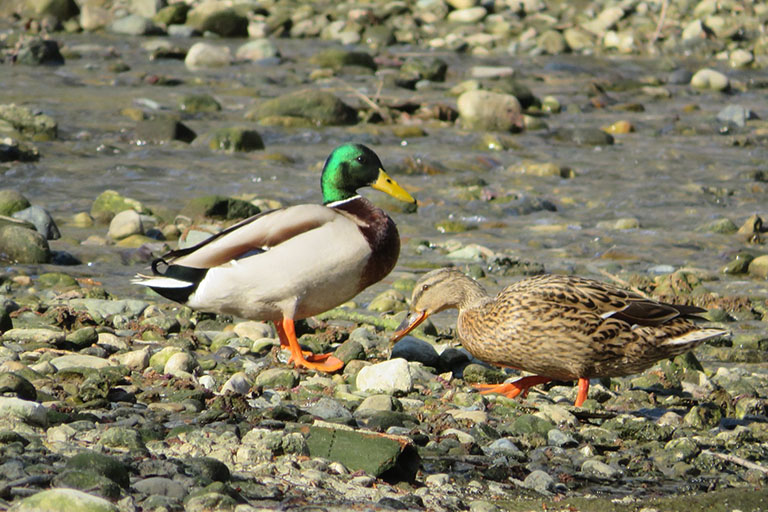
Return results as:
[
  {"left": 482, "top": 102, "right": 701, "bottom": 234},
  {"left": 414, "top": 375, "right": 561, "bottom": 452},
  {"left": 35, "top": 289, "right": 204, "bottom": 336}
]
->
[{"left": 148, "top": 258, "right": 209, "bottom": 304}]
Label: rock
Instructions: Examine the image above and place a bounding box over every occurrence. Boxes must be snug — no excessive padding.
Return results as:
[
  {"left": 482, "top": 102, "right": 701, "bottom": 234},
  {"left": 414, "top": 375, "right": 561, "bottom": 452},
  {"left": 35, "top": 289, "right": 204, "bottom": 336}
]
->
[
  {"left": 0, "top": 225, "right": 51, "bottom": 263},
  {"left": 24, "top": 0, "right": 80, "bottom": 23},
  {"left": 253, "top": 368, "right": 297, "bottom": 389},
  {"left": 110, "top": 348, "right": 150, "bottom": 371},
  {"left": 357, "top": 359, "right": 413, "bottom": 394},
  {"left": 50, "top": 354, "right": 114, "bottom": 370},
  {"left": 563, "top": 27, "right": 594, "bottom": 51},
  {"left": 582, "top": 459, "right": 622, "bottom": 480},
  {"left": 51, "top": 470, "right": 122, "bottom": 500},
  {"left": 0, "top": 104, "right": 58, "bottom": 140},
  {"left": 134, "top": 476, "right": 187, "bottom": 499},
  {"left": 136, "top": 117, "right": 196, "bottom": 144},
  {"left": 0, "top": 372, "right": 37, "bottom": 400},
  {"left": 207, "top": 127, "right": 264, "bottom": 152},
  {"left": 597, "top": 217, "right": 640, "bottom": 230},
  {"left": 66, "top": 451, "right": 130, "bottom": 488},
  {"left": 690, "top": 68, "right": 729, "bottom": 91},
  {"left": 391, "top": 338, "right": 440, "bottom": 368},
  {"left": 400, "top": 57, "right": 448, "bottom": 82},
  {"left": 7, "top": 488, "right": 119, "bottom": 512},
  {"left": 221, "top": 372, "right": 252, "bottom": 394},
  {"left": 507, "top": 160, "right": 574, "bottom": 178},
  {"left": 305, "top": 425, "right": 419, "bottom": 481},
  {"left": 367, "top": 289, "right": 406, "bottom": 313},
  {"left": 0, "top": 138, "right": 39, "bottom": 162},
  {"left": 99, "top": 426, "right": 147, "bottom": 454},
  {"left": 90, "top": 190, "right": 146, "bottom": 222},
  {"left": 747, "top": 255, "right": 768, "bottom": 279},
  {"left": 185, "top": 42, "right": 232, "bottom": 70},
  {"left": 184, "top": 456, "right": 230, "bottom": 483},
  {"left": 306, "top": 397, "right": 353, "bottom": 421},
  {"left": 246, "top": 89, "right": 357, "bottom": 126},
  {"left": 163, "top": 351, "right": 198, "bottom": 377},
  {"left": 107, "top": 209, "right": 143, "bottom": 240},
  {"left": 13, "top": 37, "right": 64, "bottom": 66},
  {"left": 729, "top": 49, "right": 753, "bottom": 69},
  {"left": 176, "top": 94, "right": 220, "bottom": 116},
  {"left": 553, "top": 127, "right": 614, "bottom": 145},
  {"left": 537, "top": 30, "right": 567, "bottom": 55},
  {"left": 309, "top": 48, "right": 376, "bottom": 71},
  {"left": 11, "top": 205, "right": 59, "bottom": 240},
  {"left": 236, "top": 39, "right": 280, "bottom": 61},
  {"left": 716, "top": 105, "right": 753, "bottom": 128},
  {"left": 0, "top": 189, "right": 31, "bottom": 216},
  {"left": 109, "top": 14, "right": 163, "bottom": 36},
  {"left": 186, "top": 6, "right": 247, "bottom": 37},
  {"left": 522, "top": 469, "right": 555, "bottom": 494},
  {"left": 0, "top": 397, "right": 47, "bottom": 426},
  {"left": 447, "top": 6, "right": 487, "bottom": 23},
  {"left": 64, "top": 326, "right": 98, "bottom": 350},
  {"left": 2, "top": 327, "right": 64, "bottom": 345},
  {"left": 333, "top": 338, "right": 365, "bottom": 364},
  {"left": 153, "top": 3, "right": 189, "bottom": 25},
  {"left": 457, "top": 90, "right": 523, "bottom": 132},
  {"left": 180, "top": 195, "right": 260, "bottom": 221},
  {"left": 482, "top": 438, "right": 523, "bottom": 459}
]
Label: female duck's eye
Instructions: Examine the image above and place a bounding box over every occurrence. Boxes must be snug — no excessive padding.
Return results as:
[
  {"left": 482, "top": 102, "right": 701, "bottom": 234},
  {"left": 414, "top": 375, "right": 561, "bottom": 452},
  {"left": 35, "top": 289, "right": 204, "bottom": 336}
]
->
[{"left": 421, "top": 284, "right": 429, "bottom": 292}]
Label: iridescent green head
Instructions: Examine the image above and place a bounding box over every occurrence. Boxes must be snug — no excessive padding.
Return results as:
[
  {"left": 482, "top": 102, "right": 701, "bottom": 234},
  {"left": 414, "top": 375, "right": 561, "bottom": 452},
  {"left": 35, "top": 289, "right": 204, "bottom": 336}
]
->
[{"left": 320, "top": 143, "right": 415, "bottom": 205}]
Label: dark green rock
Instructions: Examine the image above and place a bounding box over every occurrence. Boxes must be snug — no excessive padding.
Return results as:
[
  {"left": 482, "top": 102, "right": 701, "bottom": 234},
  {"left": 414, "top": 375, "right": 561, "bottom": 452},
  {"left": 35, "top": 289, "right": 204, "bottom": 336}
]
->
[
  {"left": 64, "top": 327, "right": 98, "bottom": 350},
  {"left": 0, "top": 430, "right": 30, "bottom": 445},
  {"left": 180, "top": 195, "right": 261, "bottom": 220},
  {"left": 0, "top": 189, "right": 31, "bottom": 216},
  {"left": 461, "top": 363, "right": 507, "bottom": 384},
  {"left": 0, "top": 225, "right": 51, "bottom": 263},
  {"left": 333, "top": 339, "right": 366, "bottom": 364},
  {"left": 305, "top": 425, "right": 419, "bottom": 482},
  {"left": 184, "top": 456, "right": 231, "bottom": 483},
  {"left": 208, "top": 127, "right": 264, "bottom": 152},
  {"left": 136, "top": 117, "right": 196, "bottom": 144},
  {"left": 553, "top": 127, "right": 614, "bottom": 146},
  {"left": 154, "top": 3, "right": 189, "bottom": 25},
  {"left": 401, "top": 57, "right": 447, "bottom": 82},
  {"left": 509, "top": 414, "right": 554, "bottom": 436},
  {"left": 66, "top": 451, "right": 130, "bottom": 489},
  {"left": 14, "top": 37, "right": 64, "bottom": 66},
  {"left": 0, "top": 372, "right": 37, "bottom": 400},
  {"left": 246, "top": 89, "right": 357, "bottom": 126},
  {"left": 90, "top": 190, "right": 147, "bottom": 222},
  {"left": 37, "top": 272, "right": 79, "bottom": 290},
  {"left": 310, "top": 48, "right": 376, "bottom": 70},
  {"left": 188, "top": 8, "right": 248, "bottom": 37},
  {"left": 178, "top": 93, "right": 221, "bottom": 114},
  {"left": 52, "top": 469, "right": 122, "bottom": 500}
]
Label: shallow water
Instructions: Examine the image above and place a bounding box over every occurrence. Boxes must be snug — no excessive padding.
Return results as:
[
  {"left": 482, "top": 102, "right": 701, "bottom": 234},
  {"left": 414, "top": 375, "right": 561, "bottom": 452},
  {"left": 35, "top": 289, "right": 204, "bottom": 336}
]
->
[{"left": 3, "top": 29, "right": 768, "bottom": 311}]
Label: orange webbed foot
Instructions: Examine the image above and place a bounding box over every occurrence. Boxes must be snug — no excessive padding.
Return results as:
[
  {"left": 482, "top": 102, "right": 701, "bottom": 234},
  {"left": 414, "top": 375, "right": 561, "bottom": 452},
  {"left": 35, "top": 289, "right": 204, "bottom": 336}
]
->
[
  {"left": 275, "top": 318, "right": 344, "bottom": 373},
  {"left": 473, "top": 375, "right": 553, "bottom": 400}
]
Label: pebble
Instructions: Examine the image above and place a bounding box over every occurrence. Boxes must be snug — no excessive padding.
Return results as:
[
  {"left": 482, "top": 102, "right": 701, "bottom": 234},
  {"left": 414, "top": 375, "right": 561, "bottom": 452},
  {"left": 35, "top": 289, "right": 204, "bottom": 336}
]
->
[
  {"left": 184, "top": 42, "right": 232, "bottom": 70},
  {"left": 221, "top": 372, "right": 252, "bottom": 395},
  {"left": 356, "top": 358, "right": 413, "bottom": 394},
  {"left": 107, "top": 209, "right": 143, "bottom": 240},
  {"left": 0, "top": 397, "right": 48, "bottom": 427},
  {"left": 690, "top": 68, "right": 729, "bottom": 91}
]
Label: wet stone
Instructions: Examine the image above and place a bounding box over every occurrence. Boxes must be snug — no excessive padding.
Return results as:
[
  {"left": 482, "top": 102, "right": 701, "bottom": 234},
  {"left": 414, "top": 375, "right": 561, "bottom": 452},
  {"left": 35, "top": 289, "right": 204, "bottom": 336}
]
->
[
  {"left": 0, "top": 189, "right": 30, "bottom": 216},
  {"left": 253, "top": 368, "right": 297, "bottom": 389},
  {"left": 246, "top": 89, "right": 358, "bottom": 126},
  {"left": 13, "top": 37, "right": 65, "bottom": 66},
  {"left": 0, "top": 225, "right": 51, "bottom": 264},
  {"left": 11, "top": 205, "right": 60, "bottom": 240},
  {"left": 356, "top": 358, "right": 413, "bottom": 394},
  {"left": 207, "top": 127, "right": 264, "bottom": 152},
  {"left": 65, "top": 450, "right": 130, "bottom": 489},
  {"left": 391, "top": 337, "right": 440, "bottom": 368},
  {"left": 52, "top": 470, "right": 122, "bottom": 500},
  {"left": 135, "top": 117, "right": 196, "bottom": 144}
]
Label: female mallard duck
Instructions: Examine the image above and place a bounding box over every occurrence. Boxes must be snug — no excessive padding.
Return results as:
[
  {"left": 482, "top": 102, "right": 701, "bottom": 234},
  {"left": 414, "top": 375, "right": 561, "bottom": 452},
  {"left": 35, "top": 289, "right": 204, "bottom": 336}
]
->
[
  {"left": 135, "top": 143, "right": 415, "bottom": 373},
  {"left": 392, "top": 268, "right": 728, "bottom": 406}
]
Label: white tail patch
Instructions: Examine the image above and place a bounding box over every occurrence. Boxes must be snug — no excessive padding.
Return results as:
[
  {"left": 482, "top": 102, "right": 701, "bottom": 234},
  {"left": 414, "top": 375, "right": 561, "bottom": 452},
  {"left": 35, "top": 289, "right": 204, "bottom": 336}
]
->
[
  {"left": 131, "top": 276, "right": 191, "bottom": 288},
  {"left": 663, "top": 328, "right": 728, "bottom": 346}
]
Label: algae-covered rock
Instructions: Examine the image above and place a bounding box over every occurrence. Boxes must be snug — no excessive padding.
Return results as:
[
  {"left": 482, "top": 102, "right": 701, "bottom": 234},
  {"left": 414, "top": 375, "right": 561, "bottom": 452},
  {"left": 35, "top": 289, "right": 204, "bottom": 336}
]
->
[
  {"left": 0, "top": 372, "right": 37, "bottom": 401},
  {"left": 51, "top": 470, "right": 122, "bottom": 500},
  {"left": 180, "top": 195, "right": 261, "bottom": 220},
  {"left": 309, "top": 48, "right": 376, "bottom": 70},
  {"left": 65, "top": 450, "right": 130, "bottom": 488},
  {"left": 0, "top": 104, "right": 57, "bottom": 140},
  {"left": 246, "top": 89, "right": 357, "bottom": 126},
  {"left": 90, "top": 190, "right": 148, "bottom": 223},
  {"left": 208, "top": 127, "right": 264, "bottom": 152},
  {"left": 400, "top": 56, "right": 447, "bottom": 82},
  {"left": 8, "top": 488, "right": 119, "bottom": 512},
  {"left": 0, "top": 189, "right": 31, "bottom": 216},
  {"left": 12, "top": 37, "right": 65, "bottom": 67},
  {"left": 0, "top": 225, "right": 51, "bottom": 263},
  {"left": 179, "top": 93, "right": 221, "bottom": 113},
  {"left": 136, "top": 117, "right": 196, "bottom": 144},
  {"left": 186, "top": 6, "right": 247, "bottom": 37}
]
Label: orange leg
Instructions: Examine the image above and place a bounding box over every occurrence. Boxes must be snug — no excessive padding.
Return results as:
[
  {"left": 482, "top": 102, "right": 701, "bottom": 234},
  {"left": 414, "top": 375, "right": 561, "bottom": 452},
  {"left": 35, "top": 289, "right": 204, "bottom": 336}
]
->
[
  {"left": 274, "top": 318, "right": 344, "bottom": 372},
  {"left": 474, "top": 375, "right": 553, "bottom": 400},
  {"left": 575, "top": 377, "right": 589, "bottom": 407}
]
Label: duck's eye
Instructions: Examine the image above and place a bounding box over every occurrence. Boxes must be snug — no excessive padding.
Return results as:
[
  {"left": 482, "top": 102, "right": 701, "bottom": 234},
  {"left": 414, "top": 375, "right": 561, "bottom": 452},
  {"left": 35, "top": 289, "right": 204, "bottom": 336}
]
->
[
  {"left": 421, "top": 284, "right": 429, "bottom": 292},
  {"left": 356, "top": 156, "right": 366, "bottom": 164}
]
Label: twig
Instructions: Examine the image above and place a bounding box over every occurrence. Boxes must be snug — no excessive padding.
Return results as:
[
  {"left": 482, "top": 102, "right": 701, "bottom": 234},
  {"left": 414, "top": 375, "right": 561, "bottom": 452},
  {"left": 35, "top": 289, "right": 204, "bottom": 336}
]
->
[
  {"left": 648, "top": 0, "right": 669, "bottom": 49},
  {"left": 702, "top": 450, "right": 768, "bottom": 475},
  {"left": 592, "top": 267, "right": 648, "bottom": 298},
  {"left": 341, "top": 82, "right": 393, "bottom": 124}
]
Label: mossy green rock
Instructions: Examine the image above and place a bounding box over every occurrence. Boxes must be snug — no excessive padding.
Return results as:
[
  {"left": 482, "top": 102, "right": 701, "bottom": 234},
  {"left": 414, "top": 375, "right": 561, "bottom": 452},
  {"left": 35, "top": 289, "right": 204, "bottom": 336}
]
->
[
  {"left": 65, "top": 451, "right": 130, "bottom": 488},
  {"left": 154, "top": 2, "right": 189, "bottom": 25},
  {"left": 253, "top": 368, "right": 299, "bottom": 388},
  {"left": 184, "top": 456, "right": 231, "bottom": 483},
  {"left": 509, "top": 414, "right": 554, "bottom": 436},
  {"left": 462, "top": 364, "right": 507, "bottom": 384},
  {"left": 187, "top": 7, "right": 248, "bottom": 37},
  {"left": 401, "top": 56, "right": 447, "bottom": 81},
  {"left": 0, "top": 189, "right": 31, "bottom": 216},
  {"left": 37, "top": 272, "right": 79, "bottom": 290},
  {"left": 208, "top": 127, "right": 264, "bottom": 152},
  {"left": 90, "top": 190, "right": 147, "bottom": 222},
  {"left": 180, "top": 195, "right": 261, "bottom": 220},
  {"left": 179, "top": 93, "right": 221, "bottom": 113},
  {"left": 52, "top": 470, "right": 123, "bottom": 500},
  {"left": 0, "top": 225, "right": 51, "bottom": 263},
  {"left": 149, "top": 346, "right": 184, "bottom": 371},
  {"left": 136, "top": 117, "right": 196, "bottom": 144},
  {"left": 0, "top": 372, "right": 37, "bottom": 401},
  {"left": 310, "top": 49, "right": 376, "bottom": 70},
  {"left": 8, "top": 488, "right": 119, "bottom": 512},
  {"left": 64, "top": 327, "right": 98, "bottom": 350},
  {"left": 0, "top": 104, "right": 58, "bottom": 141},
  {"left": 99, "top": 426, "right": 148, "bottom": 454},
  {"left": 246, "top": 89, "right": 357, "bottom": 126}
]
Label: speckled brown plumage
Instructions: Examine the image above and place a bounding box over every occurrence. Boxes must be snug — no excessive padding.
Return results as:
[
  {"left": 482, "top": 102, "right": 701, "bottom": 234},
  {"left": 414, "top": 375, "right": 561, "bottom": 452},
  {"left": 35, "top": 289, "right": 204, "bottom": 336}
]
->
[{"left": 393, "top": 268, "right": 729, "bottom": 406}]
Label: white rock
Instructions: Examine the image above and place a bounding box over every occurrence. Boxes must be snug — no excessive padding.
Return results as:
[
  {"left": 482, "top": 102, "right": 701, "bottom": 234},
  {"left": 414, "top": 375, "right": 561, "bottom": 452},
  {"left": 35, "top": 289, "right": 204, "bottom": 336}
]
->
[
  {"left": 185, "top": 42, "right": 232, "bottom": 70},
  {"left": 235, "top": 39, "right": 279, "bottom": 61},
  {"left": 110, "top": 348, "right": 150, "bottom": 371},
  {"left": 233, "top": 321, "right": 273, "bottom": 340},
  {"left": 425, "top": 473, "right": 451, "bottom": 486},
  {"left": 0, "top": 397, "right": 48, "bottom": 427},
  {"left": 729, "top": 49, "right": 753, "bottom": 69},
  {"left": 457, "top": 90, "right": 522, "bottom": 131},
  {"left": 108, "top": 209, "right": 143, "bottom": 240},
  {"left": 446, "top": 7, "right": 487, "bottom": 23},
  {"left": 50, "top": 354, "right": 114, "bottom": 370},
  {"left": 690, "top": 68, "right": 729, "bottom": 91},
  {"left": 356, "top": 358, "right": 413, "bottom": 394},
  {"left": 682, "top": 19, "right": 707, "bottom": 41},
  {"left": 164, "top": 352, "right": 198, "bottom": 377},
  {"left": 221, "top": 371, "right": 252, "bottom": 395},
  {"left": 199, "top": 375, "right": 216, "bottom": 391}
]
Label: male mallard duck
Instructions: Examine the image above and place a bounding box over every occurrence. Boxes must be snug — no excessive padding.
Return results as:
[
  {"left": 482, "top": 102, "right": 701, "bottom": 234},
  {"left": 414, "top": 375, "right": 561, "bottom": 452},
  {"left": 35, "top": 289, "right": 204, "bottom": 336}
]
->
[
  {"left": 135, "top": 143, "right": 416, "bottom": 372},
  {"left": 392, "top": 268, "right": 728, "bottom": 406}
]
